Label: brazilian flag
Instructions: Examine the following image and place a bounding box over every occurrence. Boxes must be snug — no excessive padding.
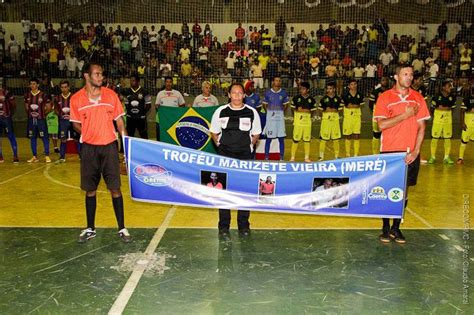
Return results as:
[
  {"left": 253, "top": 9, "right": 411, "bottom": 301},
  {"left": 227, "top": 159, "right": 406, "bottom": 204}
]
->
[{"left": 159, "top": 106, "right": 219, "bottom": 153}]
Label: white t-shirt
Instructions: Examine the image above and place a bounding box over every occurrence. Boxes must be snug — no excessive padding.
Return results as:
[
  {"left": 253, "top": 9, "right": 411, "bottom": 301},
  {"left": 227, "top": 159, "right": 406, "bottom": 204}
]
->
[
  {"left": 429, "top": 63, "right": 439, "bottom": 78},
  {"left": 193, "top": 94, "right": 219, "bottom": 107},
  {"left": 198, "top": 46, "right": 208, "bottom": 61},
  {"left": 21, "top": 19, "right": 31, "bottom": 33},
  {"left": 379, "top": 52, "right": 393, "bottom": 66},
  {"left": 149, "top": 31, "right": 158, "bottom": 43},
  {"left": 225, "top": 56, "right": 236, "bottom": 69},
  {"left": 66, "top": 56, "right": 78, "bottom": 71},
  {"left": 155, "top": 89, "right": 185, "bottom": 107},
  {"left": 365, "top": 64, "right": 377, "bottom": 78},
  {"left": 130, "top": 34, "right": 140, "bottom": 48}
]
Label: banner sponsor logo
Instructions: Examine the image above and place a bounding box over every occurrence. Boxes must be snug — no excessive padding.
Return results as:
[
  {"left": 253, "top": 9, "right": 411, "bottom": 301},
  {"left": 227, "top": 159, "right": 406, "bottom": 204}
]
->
[
  {"left": 133, "top": 163, "right": 172, "bottom": 187},
  {"left": 368, "top": 186, "right": 387, "bottom": 200}
]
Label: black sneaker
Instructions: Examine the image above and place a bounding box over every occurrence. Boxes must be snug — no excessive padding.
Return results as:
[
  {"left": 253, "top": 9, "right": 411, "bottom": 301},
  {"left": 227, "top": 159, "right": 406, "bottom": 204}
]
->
[
  {"left": 378, "top": 227, "right": 391, "bottom": 243},
  {"left": 54, "top": 147, "right": 60, "bottom": 153},
  {"left": 118, "top": 228, "right": 132, "bottom": 243},
  {"left": 218, "top": 228, "right": 230, "bottom": 241},
  {"left": 78, "top": 228, "right": 96, "bottom": 243},
  {"left": 390, "top": 228, "right": 406, "bottom": 244},
  {"left": 238, "top": 228, "right": 251, "bottom": 237}
]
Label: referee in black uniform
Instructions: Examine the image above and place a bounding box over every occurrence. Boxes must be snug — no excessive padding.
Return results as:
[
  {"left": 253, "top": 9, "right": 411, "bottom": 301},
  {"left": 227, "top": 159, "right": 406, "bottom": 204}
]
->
[
  {"left": 122, "top": 73, "right": 151, "bottom": 139},
  {"left": 210, "top": 83, "right": 262, "bottom": 239}
]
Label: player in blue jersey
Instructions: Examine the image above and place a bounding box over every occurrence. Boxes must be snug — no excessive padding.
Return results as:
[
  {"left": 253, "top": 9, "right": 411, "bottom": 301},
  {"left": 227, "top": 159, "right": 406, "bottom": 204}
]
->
[{"left": 262, "top": 76, "right": 289, "bottom": 160}]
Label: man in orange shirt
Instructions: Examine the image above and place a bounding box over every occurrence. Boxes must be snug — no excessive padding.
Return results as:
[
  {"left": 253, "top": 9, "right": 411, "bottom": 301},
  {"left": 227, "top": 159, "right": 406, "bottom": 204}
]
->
[
  {"left": 374, "top": 65, "right": 430, "bottom": 244},
  {"left": 70, "top": 62, "right": 131, "bottom": 243}
]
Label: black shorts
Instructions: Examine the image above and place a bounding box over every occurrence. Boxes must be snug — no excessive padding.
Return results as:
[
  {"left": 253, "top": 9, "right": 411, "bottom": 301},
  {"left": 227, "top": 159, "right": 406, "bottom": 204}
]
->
[
  {"left": 126, "top": 117, "right": 148, "bottom": 139},
  {"left": 80, "top": 142, "right": 121, "bottom": 191},
  {"left": 382, "top": 151, "right": 420, "bottom": 187}
]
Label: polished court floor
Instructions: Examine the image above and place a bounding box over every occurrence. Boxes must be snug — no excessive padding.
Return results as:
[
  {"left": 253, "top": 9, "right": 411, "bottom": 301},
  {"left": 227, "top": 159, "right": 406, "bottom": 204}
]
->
[{"left": 0, "top": 138, "right": 473, "bottom": 314}]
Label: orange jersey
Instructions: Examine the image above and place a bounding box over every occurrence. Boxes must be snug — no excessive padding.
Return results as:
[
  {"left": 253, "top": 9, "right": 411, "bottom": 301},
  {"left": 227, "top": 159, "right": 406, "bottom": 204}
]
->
[
  {"left": 70, "top": 87, "right": 124, "bottom": 145},
  {"left": 374, "top": 87, "right": 430, "bottom": 152}
]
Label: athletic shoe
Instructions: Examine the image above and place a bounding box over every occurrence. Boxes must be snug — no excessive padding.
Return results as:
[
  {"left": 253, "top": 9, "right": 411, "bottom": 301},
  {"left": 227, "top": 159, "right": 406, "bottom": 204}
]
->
[
  {"left": 27, "top": 156, "right": 39, "bottom": 163},
  {"left": 118, "top": 228, "right": 132, "bottom": 243},
  {"left": 427, "top": 156, "right": 436, "bottom": 164},
  {"left": 13, "top": 156, "right": 19, "bottom": 164},
  {"left": 0, "top": 155, "right": 4, "bottom": 163},
  {"left": 289, "top": 157, "right": 295, "bottom": 162},
  {"left": 78, "top": 228, "right": 97, "bottom": 243},
  {"left": 318, "top": 157, "right": 323, "bottom": 161},
  {"left": 45, "top": 156, "right": 52, "bottom": 163},
  {"left": 218, "top": 228, "right": 231, "bottom": 241},
  {"left": 59, "top": 158, "right": 66, "bottom": 163},
  {"left": 378, "top": 227, "right": 391, "bottom": 243},
  {"left": 304, "top": 158, "right": 312, "bottom": 163},
  {"left": 183, "top": 93, "right": 189, "bottom": 97},
  {"left": 54, "top": 147, "right": 60, "bottom": 153},
  {"left": 457, "top": 158, "right": 464, "bottom": 165},
  {"left": 239, "top": 228, "right": 251, "bottom": 237},
  {"left": 443, "top": 157, "right": 454, "bottom": 165},
  {"left": 389, "top": 228, "right": 406, "bottom": 244}
]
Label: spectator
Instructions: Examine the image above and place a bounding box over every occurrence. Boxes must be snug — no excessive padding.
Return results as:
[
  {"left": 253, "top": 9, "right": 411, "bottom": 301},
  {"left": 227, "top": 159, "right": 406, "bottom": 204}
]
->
[{"left": 235, "top": 23, "right": 245, "bottom": 48}]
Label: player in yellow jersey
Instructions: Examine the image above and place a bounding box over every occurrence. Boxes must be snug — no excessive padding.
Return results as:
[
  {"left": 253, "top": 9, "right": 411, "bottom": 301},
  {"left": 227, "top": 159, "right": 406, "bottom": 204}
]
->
[
  {"left": 457, "top": 86, "right": 474, "bottom": 165},
  {"left": 318, "top": 82, "right": 344, "bottom": 160},
  {"left": 342, "top": 79, "right": 365, "bottom": 157},
  {"left": 290, "top": 82, "right": 317, "bottom": 162},
  {"left": 368, "top": 77, "right": 390, "bottom": 154},
  {"left": 428, "top": 80, "right": 456, "bottom": 165}
]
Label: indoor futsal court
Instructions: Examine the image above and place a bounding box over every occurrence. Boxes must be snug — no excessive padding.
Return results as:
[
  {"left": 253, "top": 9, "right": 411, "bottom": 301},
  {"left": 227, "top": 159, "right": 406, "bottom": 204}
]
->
[{"left": 1, "top": 0, "right": 474, "bottom": 314}]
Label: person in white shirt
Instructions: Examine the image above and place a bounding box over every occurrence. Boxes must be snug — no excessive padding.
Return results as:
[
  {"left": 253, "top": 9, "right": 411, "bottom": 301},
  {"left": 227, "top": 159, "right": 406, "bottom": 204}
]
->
[
  {"left": 412, "top": 56, "right": 424, "bottom": 74},
  {"left": 66, "top": 52, "right": 78, "bottom": 78},
  {"left": 225, "top": 52, "right": 236, "bottom": 76},
  {"left": 198, "top": 42, "right": 209, "bottom": 70},
  {"left": 7, "top": 35, "right": 20, "bottom": 65},
  {"left": 154, "top": 77, "right": 186, "bottom": 140},
  {"left": 159, "top": 59, "right": 172, "bottom": 78},
  {"left": 21, "top": 18, "right": 31, "bottom": 41},
  {"left": 193, "top": 81, "right": 219, "bottom": 107},
  {"left": 149, "top": 25, "right": 158, "bottom": 49}
]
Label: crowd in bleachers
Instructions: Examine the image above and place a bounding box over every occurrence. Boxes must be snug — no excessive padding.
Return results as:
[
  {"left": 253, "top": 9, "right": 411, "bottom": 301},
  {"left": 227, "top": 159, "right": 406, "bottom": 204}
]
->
[{"left": 0, "top": 18, "right": 472, "bottom": 95}]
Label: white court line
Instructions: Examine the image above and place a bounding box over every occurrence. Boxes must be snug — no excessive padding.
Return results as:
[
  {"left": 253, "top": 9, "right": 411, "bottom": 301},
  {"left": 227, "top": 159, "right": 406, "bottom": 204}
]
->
[
  {"left": 438, "top": 234, "right": 450, "bottom": 240},
  {"left": 43, "top": 165, "right": 107, "bottom": 193},
  {"left": 108, "top": 205, "right": 177, "bottom": 315},
  {"left": 453, "top": 245, "right": 464, "bottom": 252},
  {"left": 0, "top": 165, "right": 48, "bottom": 185},
  {"left": 406, "top": 207, "right": 434, "bottom": 229}
]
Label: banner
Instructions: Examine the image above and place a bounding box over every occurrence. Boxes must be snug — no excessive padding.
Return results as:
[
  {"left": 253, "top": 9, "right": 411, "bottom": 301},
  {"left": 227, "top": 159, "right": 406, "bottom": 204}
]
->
[
  {"left": 158, "top": 106, "right": 218, "bottom": 153},
  {"left": 125, "top": 137, "right": 408, "bottom": 219}
]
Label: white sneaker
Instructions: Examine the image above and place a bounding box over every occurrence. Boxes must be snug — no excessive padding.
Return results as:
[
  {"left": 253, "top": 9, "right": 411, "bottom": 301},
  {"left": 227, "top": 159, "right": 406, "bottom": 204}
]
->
[{"left": 118, "top": 228, "right": 132, "bottom": 243}]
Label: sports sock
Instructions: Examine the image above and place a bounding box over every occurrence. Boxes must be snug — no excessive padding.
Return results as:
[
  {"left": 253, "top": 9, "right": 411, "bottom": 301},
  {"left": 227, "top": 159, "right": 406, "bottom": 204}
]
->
[
  {"left": 459, "top": 142, "right": 467, "bottom": 159},
  {"left": 304, "top": 141, "right": 310, "bottom": 160},
  {"left": 444, "top": 138, "right": 451, "bottom": 159},
  {"left": 333, "top": 140, "right": 340, "bottom": 158},
  {"left": 430, "top": 138, "right": 438, "bottom": 158},
  {"left": 112, "top": 196, "right": 125, "bottom": 230},
  {"left": 354, "top": 139, "right": 360, "bottom": 156},
  {"left": 345, "top": 139, "right": 351, "bottom": 156},
  {"left": 86, "top": 195, "right": 97, "bottom": 230}
]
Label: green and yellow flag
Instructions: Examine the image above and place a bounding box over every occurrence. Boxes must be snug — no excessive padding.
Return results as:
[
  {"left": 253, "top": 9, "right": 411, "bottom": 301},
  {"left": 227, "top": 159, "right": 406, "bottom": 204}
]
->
[{"left": 159, "top": 106, "right": 219, "bottom": 153}]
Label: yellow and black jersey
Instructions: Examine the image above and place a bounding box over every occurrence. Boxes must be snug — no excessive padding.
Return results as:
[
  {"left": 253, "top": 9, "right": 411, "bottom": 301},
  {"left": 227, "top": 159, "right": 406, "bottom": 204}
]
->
[
  {"left": 342, "top": 90, "right": 364, "bottom": 107},
  {"left": 412, "top": 85, "right": 428, "bottom": 100},
  {"left": 431, "top": 94, "right": 456, "bottom": 110},
  {"left": 318, "top": 95, "right": 344, "bottom": 111},
  {"left": 291, "top": 94, "right": 317, "bottom": 111},
  {"left": 368, "top": 86, "right": 388, "bottom": 112},
  {"left": 461, "top": 96, "right": 474, "bottom": 112}
]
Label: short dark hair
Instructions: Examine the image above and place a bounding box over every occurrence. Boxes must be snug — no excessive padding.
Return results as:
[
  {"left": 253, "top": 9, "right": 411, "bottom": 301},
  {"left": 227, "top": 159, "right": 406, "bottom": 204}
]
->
[
  {"left": 130, "top": 73, "right": 140, "bottom": 82},
  {"left": 30, "top": 77, "right": 39, "bottom": 84},
  {"left": 59, "top": 80, "right": 70, "bottom": 86},
  {"left": 348, "top": 78, "right": 357, "bottom": 84},
  {"left": 441, "top": 80, "right": 452, "bottom": 88},
  {"left": 326, "top": 82, "right": 336, "bottom": 88},
  {"left": 82, "top": 62, "right": 103, "bottom": 76},
  {"left": 395, "top": 64, "right": 413, "bottom": 75},
  {"left": 164, "top": 76, "right": 173, "bottom": 82},
  {"left": 228, "top": 82, "right": 245, "bottom": 93}
]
